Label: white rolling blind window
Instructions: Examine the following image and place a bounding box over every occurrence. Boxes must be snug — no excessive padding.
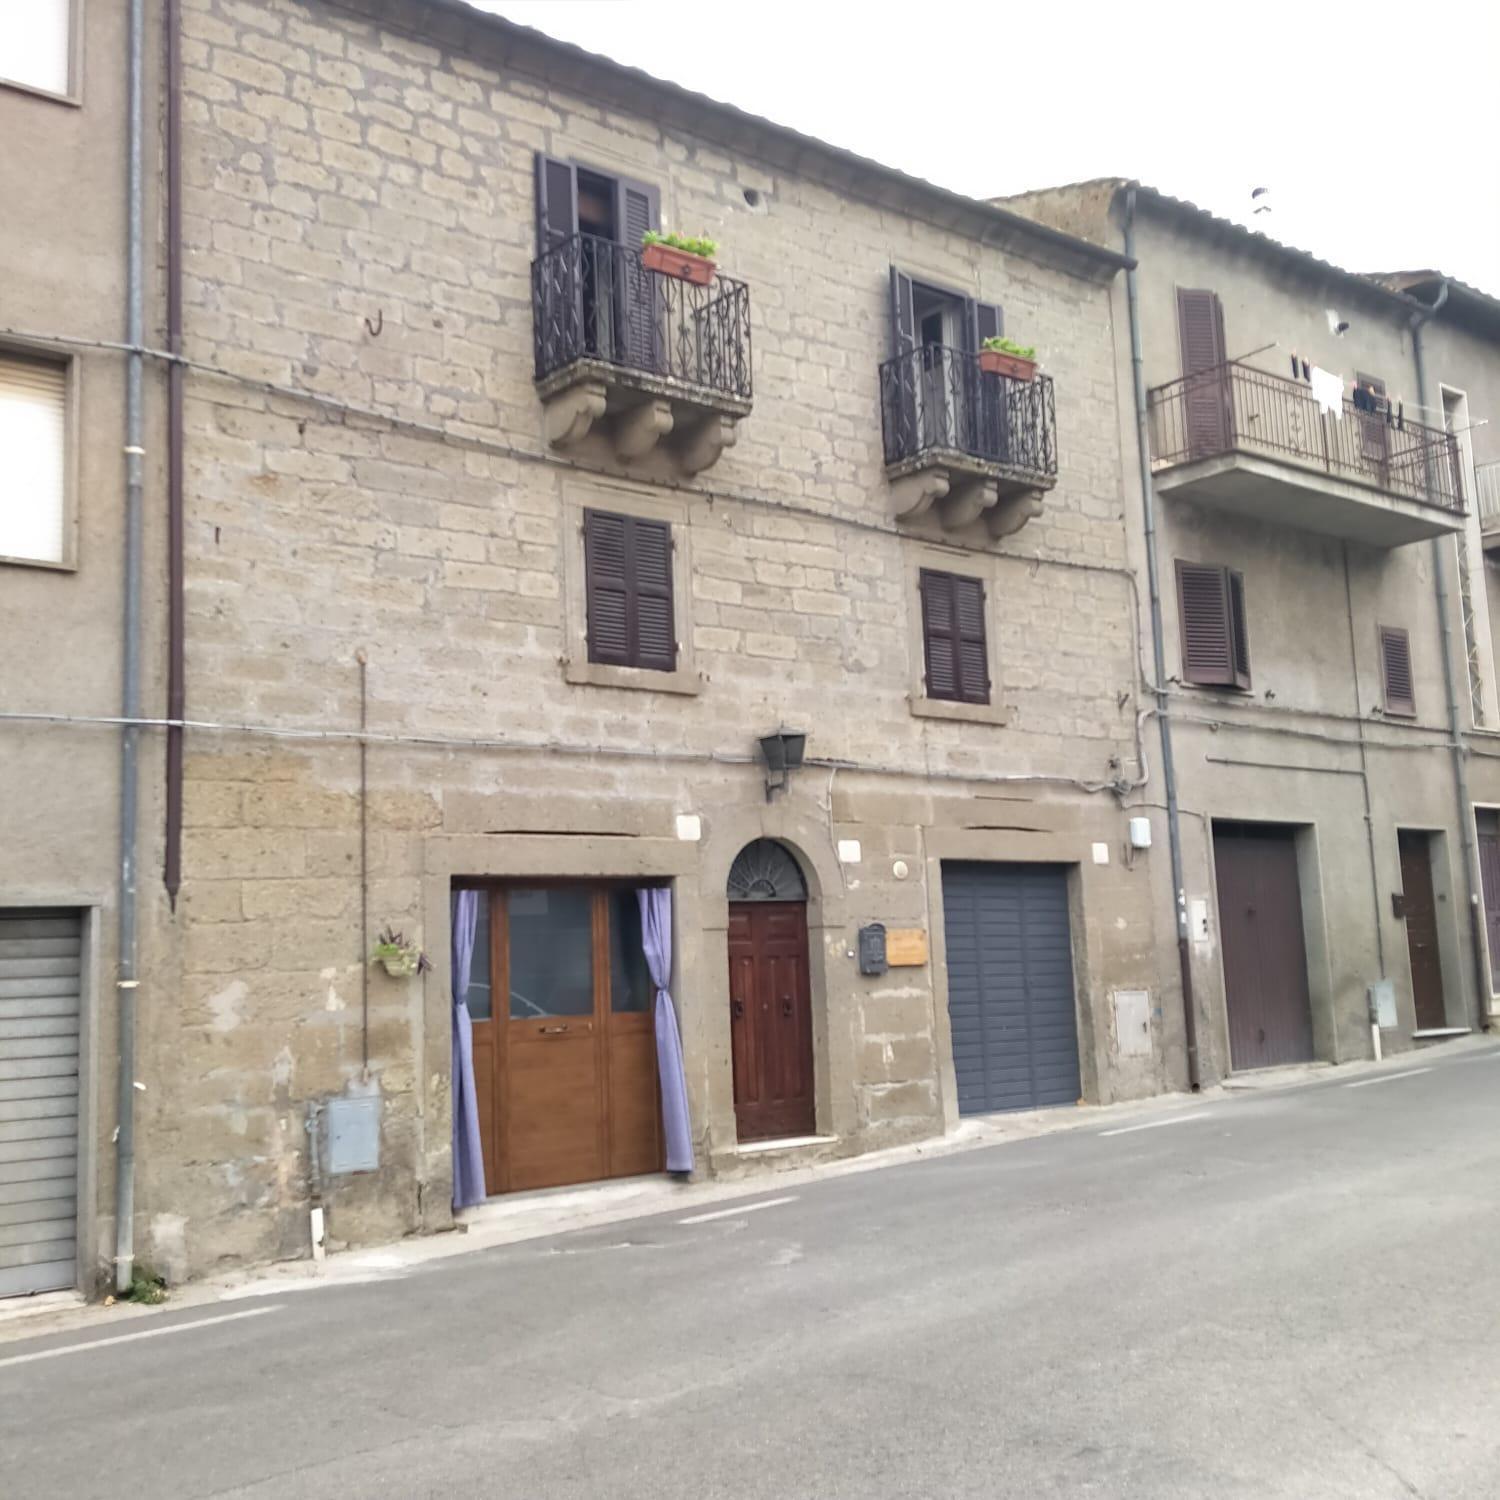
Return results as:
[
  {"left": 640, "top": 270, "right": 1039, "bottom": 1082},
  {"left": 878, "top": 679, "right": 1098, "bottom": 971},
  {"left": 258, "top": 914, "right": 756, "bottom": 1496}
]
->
[
  {"left": 0, "top": 356, "right": 68, "bottom": 565},
  {"left": 0, "top": 2, "right": 72, "bottom": 96}
]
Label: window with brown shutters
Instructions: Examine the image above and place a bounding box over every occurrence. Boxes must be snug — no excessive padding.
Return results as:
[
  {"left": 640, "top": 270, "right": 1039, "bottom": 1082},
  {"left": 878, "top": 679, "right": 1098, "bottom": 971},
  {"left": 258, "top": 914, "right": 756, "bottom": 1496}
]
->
[
  {"left": 920, "top": 569, "right": 990, "bottom": 704},
  {"left": 583, "top": 509, "right": 676, "bottom": 672},
  {"left": 1379, "top": 625, "right": 1414, "bottom": 715},
  {"left": 1176, "top": 288, "right": 1230, "bottom": 458},
  {"left": 1176, "top": 561, "right": 1251, "bottom": 690}
]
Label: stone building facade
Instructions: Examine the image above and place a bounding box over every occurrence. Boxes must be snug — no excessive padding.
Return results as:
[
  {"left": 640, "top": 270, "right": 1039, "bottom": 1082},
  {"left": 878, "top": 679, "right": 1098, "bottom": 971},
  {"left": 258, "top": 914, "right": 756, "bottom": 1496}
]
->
[
  {"left": 1007, "top": 181, "right": 1500, "bottom": 1081},
  {"left": 7, "top": 4, "right": 1495, "bottom": 1302},
  {"left": 1, "top": 0, "right": 1182, "bottom": 1294}
]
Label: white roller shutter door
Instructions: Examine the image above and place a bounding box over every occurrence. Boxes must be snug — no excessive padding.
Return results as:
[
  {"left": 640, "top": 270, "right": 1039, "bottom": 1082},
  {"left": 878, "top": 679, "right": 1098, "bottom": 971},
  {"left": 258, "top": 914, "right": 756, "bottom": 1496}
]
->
[{"left": 0, "top": 909, "right": 80, "bottom": 1296}]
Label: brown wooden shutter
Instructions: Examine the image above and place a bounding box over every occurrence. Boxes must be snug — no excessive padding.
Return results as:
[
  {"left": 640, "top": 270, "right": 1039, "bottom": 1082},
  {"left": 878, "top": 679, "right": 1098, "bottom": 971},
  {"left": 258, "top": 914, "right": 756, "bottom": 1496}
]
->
[
  {"left": 921, "top": 569, "right": 989, "bottom": 704},
  {"left": 1176, "top": 288, "right": 1230, "bottom": 458},
  {"left": 968, "top": 301, "right": 1006, "bottom": 457},
  {"left": 1356, "top": 371, "right": 1389, "bottom": 465},
  {"left": 1176, "top": 288, "right": 1227, "bottom": 377},
  {"left": 953, "top": 574, "right": 991, "bottom": 704},
  {"left": 583, "top": 510, "right": 676, "bottom": 672},
  {"left": 920, "top": 569, "right": 957, "bottom": 700},
  {"left": 614, "top": 176, "right": 660, "bottom": 369},
  {"left": 630, "top": 516, "right": 676, "bottom": 672},
  {"left": 534, "top": 153, "right": 578, "bottom": 252},
  {"left": 1228, "top": 569, "right": 1251, "bottom": 690},
  {"left": 1176, "top": 561, "right": 1237, "bottom": 687},
  {"left": 968, "top": 301, "right": 1003, "bottom": 348},
  {"left": 890, "top": 268, "right": 916, "bottom": 355},
  {"left": 1379, "top": 625, "right": 1414, "bottom": 714},
  {"left": 887, "top": 268, "right": 919, "bottom": 455},
  {"left": 584, "top": 509, "right": 631, "bottom": 666}
]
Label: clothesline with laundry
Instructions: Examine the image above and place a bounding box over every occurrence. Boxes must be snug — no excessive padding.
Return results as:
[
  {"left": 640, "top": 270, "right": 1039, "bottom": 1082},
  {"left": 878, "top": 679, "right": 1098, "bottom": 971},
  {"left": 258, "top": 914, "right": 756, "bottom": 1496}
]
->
[
  {"left": 1217, "top": 338, "right": 1442, "bottom": 425},
  {"left": 1203, "top": 340, "right": 1490, "bottom": 443}
]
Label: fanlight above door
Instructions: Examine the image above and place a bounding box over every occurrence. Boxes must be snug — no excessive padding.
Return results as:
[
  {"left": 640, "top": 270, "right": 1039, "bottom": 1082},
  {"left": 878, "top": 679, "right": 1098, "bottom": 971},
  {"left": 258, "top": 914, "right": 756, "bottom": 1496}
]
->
[{"left": 726, "top": 839, "right": 808, "bottom": 902}]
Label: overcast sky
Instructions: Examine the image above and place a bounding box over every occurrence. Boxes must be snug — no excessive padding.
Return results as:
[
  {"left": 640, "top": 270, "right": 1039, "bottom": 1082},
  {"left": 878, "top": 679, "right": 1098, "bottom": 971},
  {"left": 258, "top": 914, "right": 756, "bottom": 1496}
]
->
[{"left": 482, "top": 0, "right": 1500, "bottom": 296}]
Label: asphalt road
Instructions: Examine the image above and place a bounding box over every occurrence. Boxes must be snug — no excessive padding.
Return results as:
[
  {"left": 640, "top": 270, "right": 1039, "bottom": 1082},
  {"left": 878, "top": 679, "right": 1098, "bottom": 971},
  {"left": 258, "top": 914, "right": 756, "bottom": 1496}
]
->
[{"left": 5, "top": 1045, "right": 1500, "bottom": 1499}]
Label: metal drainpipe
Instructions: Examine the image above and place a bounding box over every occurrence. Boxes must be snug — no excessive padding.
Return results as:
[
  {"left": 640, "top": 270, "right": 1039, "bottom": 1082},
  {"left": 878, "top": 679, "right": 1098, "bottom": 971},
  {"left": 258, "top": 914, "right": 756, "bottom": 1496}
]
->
[
  {"left": 164, "top": 0, "right": 185, "bottom": 906},
  {"left": 1341, "top": 543, "right": 1388, "bottom": 982},
  {"left": 115, "top": 0, "right": 147, "bottom": 1294},
  {"left": 1123, "top": 189, "right": 1201, "bottom": 1089},
  {"left": 1411, "top": 283, "right": 1490, "bottom": 1031}
]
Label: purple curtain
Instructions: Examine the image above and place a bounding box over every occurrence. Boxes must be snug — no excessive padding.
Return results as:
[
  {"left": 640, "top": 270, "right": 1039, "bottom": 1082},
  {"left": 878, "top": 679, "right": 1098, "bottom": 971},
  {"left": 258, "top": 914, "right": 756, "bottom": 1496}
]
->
[
  {"left": 638, "top": 887, "right": 693, "bottom": 1173},
  {"left": 450, "top": 889, "right": 487, "bottom": 1209}
]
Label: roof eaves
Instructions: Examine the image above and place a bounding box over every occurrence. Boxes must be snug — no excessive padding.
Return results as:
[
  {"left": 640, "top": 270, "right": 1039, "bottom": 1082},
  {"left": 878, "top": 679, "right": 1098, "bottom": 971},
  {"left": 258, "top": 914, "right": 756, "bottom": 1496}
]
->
[
  {"left": 1117, "top": 183, "right": 1423, "bottom": 315},
  {"left": 414, "top": 0, "right": 1134, "bottom": 276}
]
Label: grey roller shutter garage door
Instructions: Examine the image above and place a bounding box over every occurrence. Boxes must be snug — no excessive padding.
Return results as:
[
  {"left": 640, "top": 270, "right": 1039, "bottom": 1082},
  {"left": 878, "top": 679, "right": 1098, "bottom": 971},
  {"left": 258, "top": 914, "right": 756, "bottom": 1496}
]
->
[
  {"left": 941, "top": 864, "right": 1080, "bottom": 1114},
  {"left": 0, "top": 909, "right": 80, "bottom": 1296}
]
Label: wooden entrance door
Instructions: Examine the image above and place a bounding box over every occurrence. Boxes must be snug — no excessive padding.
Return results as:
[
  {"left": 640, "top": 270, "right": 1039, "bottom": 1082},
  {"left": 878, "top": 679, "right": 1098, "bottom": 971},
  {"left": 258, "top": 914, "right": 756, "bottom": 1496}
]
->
[
  {"left": 1213, "top": 824, "right": 1315, "bottom": 1071},
  {"left": 727, "top": 901, "right": 815, "bottom": 1141},
  {"left": 1398, "top": 832, "right": 1447, "bottom": 1030},
  {"left": 465, "top": 885, "right": 662, "bottom": 1196},
  {"left": 1475, "top": 811, "right": 1500, "bottom": 990}
]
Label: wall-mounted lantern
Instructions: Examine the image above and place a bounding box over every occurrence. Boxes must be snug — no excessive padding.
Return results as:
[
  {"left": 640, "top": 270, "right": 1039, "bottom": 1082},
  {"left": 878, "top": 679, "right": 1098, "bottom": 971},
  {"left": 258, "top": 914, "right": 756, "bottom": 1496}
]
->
[{"left": 758, "top": 728, "right": 807, "bottom": 801}]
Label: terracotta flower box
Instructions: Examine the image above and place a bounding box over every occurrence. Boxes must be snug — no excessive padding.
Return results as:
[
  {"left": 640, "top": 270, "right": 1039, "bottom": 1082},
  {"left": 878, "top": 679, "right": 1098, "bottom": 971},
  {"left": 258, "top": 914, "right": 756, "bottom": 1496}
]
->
[
  {"left": 979, "top": 349, "right": 1038, "bottom": 381},
  {"left": 642, "top": 241, "right": 716, "bottom": 286}
]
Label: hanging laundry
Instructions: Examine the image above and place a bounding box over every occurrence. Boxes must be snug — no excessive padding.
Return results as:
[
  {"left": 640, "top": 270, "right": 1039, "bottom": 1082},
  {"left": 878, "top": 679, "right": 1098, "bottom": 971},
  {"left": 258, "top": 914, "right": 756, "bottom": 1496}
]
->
[
  {"left": 1309, "top": 365, "right": 1344, "bottom": 418},
  {"left": 1302, "top": 359, "right": 1311, "bottom": 381},
  {"left": 1290, "top": 353, "right": 1299, "bottom": 380},
  {"left": 1397, "top": 401, "right": 1404, "bottom": 431}
]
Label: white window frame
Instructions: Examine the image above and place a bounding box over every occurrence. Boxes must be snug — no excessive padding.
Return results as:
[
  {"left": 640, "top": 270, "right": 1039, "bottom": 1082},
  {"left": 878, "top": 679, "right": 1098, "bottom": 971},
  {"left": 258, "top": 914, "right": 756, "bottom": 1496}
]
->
[
  {"left": 0, "top": 0, "right": 82, "bottom": 105},
  {"left": 0, "top": 344, "right": 80, "bottom": 571}
]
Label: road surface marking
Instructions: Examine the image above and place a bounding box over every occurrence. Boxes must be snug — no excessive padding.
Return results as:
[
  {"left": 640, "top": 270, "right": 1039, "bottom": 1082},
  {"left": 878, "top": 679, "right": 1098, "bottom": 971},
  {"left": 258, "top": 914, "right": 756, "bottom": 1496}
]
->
[
  {"left": 1099, "top": 1110, "right": 1210, "bottom": 1138},
  {"left": 0, "top": 1306, "right": 282, "bottom": 1371},
  {"left": 1345, "top": 1067, "right": 1432, "bottom": 1089},
  {"left": 679, "top": 1195, "right": 798, "bottom": 1225}
]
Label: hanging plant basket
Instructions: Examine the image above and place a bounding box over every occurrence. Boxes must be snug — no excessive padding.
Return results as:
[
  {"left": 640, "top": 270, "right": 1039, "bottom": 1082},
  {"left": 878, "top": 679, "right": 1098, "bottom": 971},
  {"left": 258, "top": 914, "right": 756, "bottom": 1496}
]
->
[
  {"left": 642, "top": 241, "right": 716, "bottom": 285},
  {"left": 979, "top": 349, "right": 1038, "bottom": 381},
  {"left": 375, "top": 947, "right": 419, "bottom": 978},
  {"left": 372, "top": 926, "right": 430, "bottom": 979}
]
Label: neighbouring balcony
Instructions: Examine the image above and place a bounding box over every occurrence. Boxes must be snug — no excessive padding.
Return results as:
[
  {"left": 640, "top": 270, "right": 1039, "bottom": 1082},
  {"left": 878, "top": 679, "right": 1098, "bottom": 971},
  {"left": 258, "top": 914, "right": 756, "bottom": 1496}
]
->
[
  {"left": 1147, "top": 361, "right": 1465, "bottom": 548},
  {"left": 879, "top": 345, "right": 1058, "bottom": 536},
  {"left": 1478, "top": 462, "right": 1500, "bottom": 553},
  {"left": 531, "top": 232, "right": 752, "bottom": 474}
]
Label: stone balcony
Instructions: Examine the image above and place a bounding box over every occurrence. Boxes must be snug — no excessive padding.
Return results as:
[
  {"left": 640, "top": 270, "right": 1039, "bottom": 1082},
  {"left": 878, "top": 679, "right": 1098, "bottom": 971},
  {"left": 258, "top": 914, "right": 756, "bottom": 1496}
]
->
[
  {"left": 531, "top": 232, "right": 752, "bottom": 476},
  {"left": 1147, "top": 361, "right": 1466, "bottom": 548},
  {"left": 879, "top": 345, "right": 1057, "bottom": 537}
]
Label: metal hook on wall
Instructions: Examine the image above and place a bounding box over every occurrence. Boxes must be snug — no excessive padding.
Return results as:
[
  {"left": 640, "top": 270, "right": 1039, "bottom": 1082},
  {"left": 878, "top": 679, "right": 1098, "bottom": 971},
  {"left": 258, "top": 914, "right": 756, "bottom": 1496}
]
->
[{"left": 364, "top": 308, "right": 383, "bottom": 337}]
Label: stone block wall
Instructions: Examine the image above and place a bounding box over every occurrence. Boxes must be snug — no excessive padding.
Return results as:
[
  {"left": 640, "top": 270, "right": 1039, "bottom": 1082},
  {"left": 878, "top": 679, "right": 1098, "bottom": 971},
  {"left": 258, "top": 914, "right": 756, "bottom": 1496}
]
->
[{"left": 131, "top": 0, "right": 1173, "bottom": 1281}]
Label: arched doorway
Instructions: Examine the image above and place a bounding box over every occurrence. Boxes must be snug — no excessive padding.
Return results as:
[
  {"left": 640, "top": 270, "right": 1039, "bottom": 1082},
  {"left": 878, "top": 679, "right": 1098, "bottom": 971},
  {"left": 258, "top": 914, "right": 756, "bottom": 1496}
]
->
[{"left": 726, "top": 839, "right": 815, "bottom": 1141}]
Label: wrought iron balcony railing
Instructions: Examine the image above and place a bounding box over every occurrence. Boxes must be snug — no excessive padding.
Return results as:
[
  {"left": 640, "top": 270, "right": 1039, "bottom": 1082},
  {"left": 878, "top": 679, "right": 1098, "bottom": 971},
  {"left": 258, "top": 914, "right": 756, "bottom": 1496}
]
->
[
  {"left": 1148, "top": 360, "right": 1465, "bottom": 513},
  {"left": 879, "top": 345, "right": 1057, "bottom": 480},
  {"left": 531, "top": 232, "right": 752, "bottom": 400}
]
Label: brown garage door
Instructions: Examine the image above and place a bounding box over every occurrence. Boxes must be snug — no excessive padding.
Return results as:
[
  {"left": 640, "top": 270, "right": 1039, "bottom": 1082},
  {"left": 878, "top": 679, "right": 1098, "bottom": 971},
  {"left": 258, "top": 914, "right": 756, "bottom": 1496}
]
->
[
  {"left": 1397, "top": 831, "right": 1447, "bottom": 1031},
  {"left": 1213, "top": 824, "right": 1315, "bottom": 1071}
]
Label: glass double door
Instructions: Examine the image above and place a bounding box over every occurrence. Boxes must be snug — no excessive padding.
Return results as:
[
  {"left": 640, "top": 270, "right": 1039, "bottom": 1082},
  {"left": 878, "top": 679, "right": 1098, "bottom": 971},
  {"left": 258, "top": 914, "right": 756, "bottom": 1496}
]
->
[{"left": 464, "top": 885, "right": 662, "bottom": 1195}]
